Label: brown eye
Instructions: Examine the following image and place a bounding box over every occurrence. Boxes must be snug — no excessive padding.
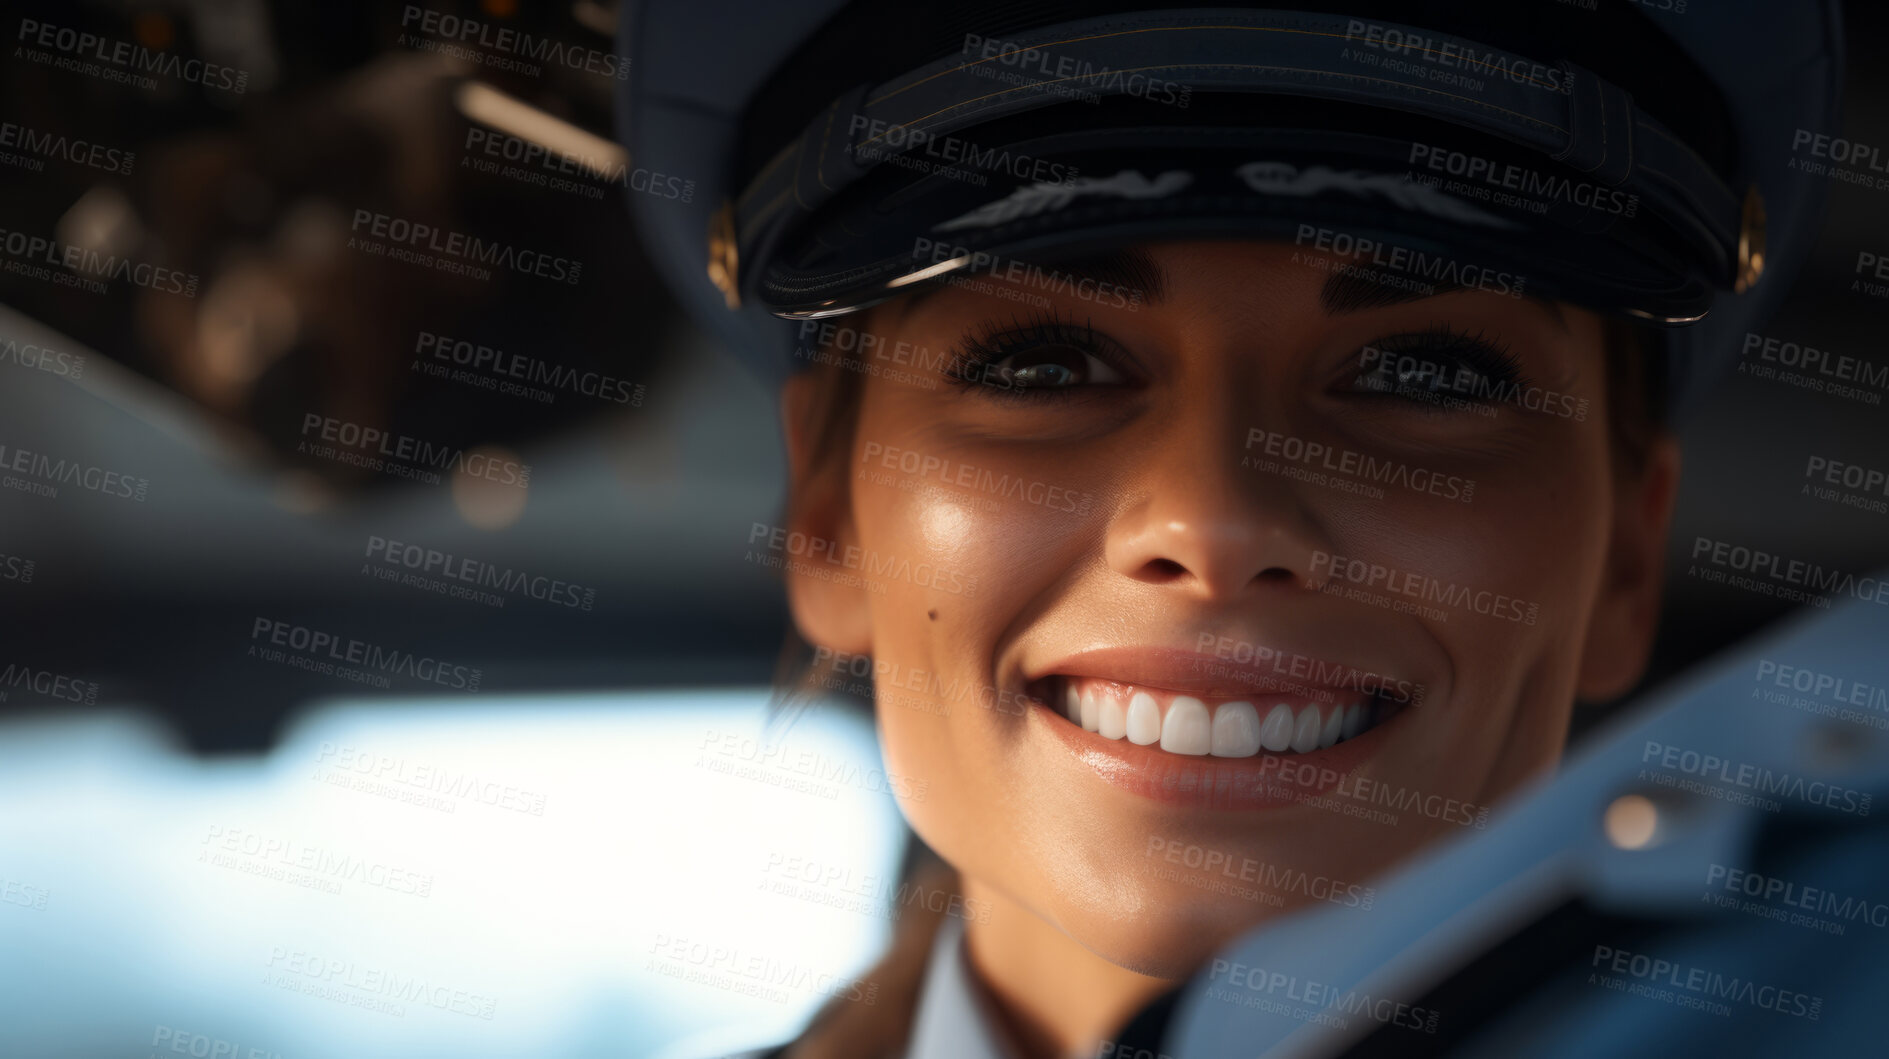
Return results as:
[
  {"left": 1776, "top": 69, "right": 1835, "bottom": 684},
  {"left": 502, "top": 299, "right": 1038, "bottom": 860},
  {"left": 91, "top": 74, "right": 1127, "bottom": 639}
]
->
[
  {"left": 1348, "top": 329, "right": 1524, "bottom": 409},
  {"left": 988, "top": 347, "right": 1125, "bottom": 389},
  {"left": 945, "top": 316, "right": 1138, "bottom": 400}
]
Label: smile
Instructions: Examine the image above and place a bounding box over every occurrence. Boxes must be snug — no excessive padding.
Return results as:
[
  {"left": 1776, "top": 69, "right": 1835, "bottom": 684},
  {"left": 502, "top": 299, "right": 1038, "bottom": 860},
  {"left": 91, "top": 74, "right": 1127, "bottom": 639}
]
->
[
  {"left": 1033, "top": 675, "right": 1404, "bottom": 757},
  {"left": 1017, "top": 645, "right": 1423, "bottom": 809}
]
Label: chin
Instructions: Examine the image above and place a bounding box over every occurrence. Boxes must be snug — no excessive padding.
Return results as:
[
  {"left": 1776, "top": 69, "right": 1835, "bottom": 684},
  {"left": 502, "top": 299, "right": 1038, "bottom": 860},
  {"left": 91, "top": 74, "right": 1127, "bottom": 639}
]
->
[{"left": 1049, "top": 880, "right": 1275, "bottom": 980}]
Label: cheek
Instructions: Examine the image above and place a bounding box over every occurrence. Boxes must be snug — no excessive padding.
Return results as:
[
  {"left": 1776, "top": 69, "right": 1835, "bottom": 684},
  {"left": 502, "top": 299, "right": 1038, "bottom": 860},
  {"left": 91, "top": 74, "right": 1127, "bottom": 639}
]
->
[
  {"left": 853, "top": 470, "right": 1095, "bottom": 708},
  {"left": 1329, "top": 440, "right": 1613, "bottom": 687},
  {"left": 848, "top": 420, "right": 1105, "bottom": 832},
  {"left": 850, "top": 399, "right": 1106, "bottom": 661}
]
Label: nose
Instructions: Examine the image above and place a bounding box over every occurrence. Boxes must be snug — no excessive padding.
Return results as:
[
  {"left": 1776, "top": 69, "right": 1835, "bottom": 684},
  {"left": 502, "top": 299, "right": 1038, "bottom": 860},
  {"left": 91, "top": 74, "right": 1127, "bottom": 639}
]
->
[{"left": 1103, "top": 413, "right": 1334, "bottom": 600}]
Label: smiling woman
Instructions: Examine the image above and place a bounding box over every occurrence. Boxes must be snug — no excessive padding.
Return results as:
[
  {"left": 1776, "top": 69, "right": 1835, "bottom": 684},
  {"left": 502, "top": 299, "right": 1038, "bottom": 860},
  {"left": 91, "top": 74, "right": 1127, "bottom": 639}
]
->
[
  {"left": 769, "top": 238, "right": 1680, "bottom": 1054},
  {"left": 614, "top": 0, "right": 1840, "bottom": 1055}
]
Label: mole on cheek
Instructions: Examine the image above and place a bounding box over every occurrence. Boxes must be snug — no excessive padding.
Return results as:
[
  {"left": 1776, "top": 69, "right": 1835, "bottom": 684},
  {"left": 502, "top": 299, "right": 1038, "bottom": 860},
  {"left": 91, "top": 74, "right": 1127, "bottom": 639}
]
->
[{"left": 927, "top": 610, "right": 938, "bottom": 621}]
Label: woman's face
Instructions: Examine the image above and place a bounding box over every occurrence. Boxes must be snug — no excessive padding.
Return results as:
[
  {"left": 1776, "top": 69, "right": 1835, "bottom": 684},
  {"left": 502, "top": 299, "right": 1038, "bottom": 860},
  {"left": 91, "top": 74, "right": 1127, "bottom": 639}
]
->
[{"left": 782, "top": 240, "right": 1677, "bottom": 977}]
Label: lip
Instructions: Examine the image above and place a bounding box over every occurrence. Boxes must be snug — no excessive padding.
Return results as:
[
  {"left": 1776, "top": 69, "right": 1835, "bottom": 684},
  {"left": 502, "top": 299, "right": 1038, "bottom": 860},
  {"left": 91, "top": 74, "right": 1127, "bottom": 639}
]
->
[
  {"left": 1026, "top": 645, "right": 1420, "bottom": 702},
  {"left": 1023, "top": 645, "right": 1423, "bottom": 811}
]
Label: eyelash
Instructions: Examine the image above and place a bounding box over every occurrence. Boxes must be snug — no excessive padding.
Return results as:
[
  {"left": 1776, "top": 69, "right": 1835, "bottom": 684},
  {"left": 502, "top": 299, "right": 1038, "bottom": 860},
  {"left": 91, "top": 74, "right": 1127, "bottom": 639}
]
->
[
  {"left": 941, "top": 311, "right": 1136, "bottom": 402},
  {"left": 1348, "top": 326, "right": 1527, "bottom": 409},
  {"left": 938, "top": 318, "right": 1529, "bottom": 412}
]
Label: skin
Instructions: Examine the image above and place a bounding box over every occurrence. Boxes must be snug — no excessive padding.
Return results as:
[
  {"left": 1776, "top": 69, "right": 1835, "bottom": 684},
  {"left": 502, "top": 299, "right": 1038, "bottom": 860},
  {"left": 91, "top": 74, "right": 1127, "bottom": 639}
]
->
[{"left": 779, "top": 241, "right": 1681, "bottom": 1057}]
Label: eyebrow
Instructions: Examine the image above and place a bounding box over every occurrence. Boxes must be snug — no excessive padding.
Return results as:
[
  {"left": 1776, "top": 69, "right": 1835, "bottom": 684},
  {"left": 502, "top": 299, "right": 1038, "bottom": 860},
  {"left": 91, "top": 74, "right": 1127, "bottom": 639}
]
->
[
  {"left": 1028, "top": 246, "right": 1169, "bottom": 304},
  {"left": 906, "top": 245, "right": 1566, "bottom": 330},
  {"left": 1320, "top": 268, "right": 1569, "bottom": 333},
  {"left": 1321, "top": 269, "right": 1466, "bottom": 314}
]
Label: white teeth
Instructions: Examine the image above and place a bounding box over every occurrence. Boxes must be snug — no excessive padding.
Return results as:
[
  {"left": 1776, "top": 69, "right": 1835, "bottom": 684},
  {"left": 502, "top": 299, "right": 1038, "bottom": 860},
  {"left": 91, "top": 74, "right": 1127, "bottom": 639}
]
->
[
  {"left": 1210, "top": 701, "right": 1262, "bottom": 757},
  {"left": 1125, "top": 691, "right": 1162, "bottom": 745},
  {"left": 1098, "top": 693, "right": 1127, "bottom": 740},
  {"left": 1159, "top": 696, "right": 1213, "bottom": 755},
  {"left": 1259, "top": 703, "right": 1296, "bottom": 752},
  {"left": 1290, "top": 705, "right": 1323, "bottom": 754},
  {"left": 1342, "top": 701, "right": 1367, "bottom": 741},
  {"left": 1055, "top": 679, "right": 1385, "bottom": 756},
  {"left": 1319, "top": 702, "right": 1345, "bottom": 749}
]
